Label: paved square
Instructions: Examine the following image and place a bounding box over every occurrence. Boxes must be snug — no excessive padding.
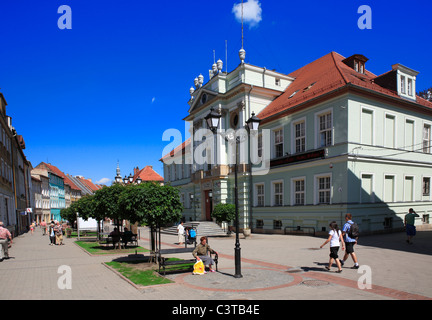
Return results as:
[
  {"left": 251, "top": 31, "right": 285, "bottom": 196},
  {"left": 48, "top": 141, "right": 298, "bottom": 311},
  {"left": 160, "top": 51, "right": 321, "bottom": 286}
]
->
[{"left": 1, "top": 226, "right": 431, "bottom": 300}]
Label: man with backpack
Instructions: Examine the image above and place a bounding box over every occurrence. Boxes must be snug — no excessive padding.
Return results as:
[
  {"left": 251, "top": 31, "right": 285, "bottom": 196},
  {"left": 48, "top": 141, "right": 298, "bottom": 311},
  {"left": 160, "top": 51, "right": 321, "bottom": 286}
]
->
[{"left": 341, "top": 213, "right": 360, "bottom": 269}]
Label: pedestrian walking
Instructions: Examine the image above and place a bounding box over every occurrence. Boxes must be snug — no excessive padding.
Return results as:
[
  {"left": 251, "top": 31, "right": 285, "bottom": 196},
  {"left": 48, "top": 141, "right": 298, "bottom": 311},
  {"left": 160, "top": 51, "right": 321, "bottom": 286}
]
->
[
  {"left": 54, "top": 221, "right": 64, "bottom": 245},
  {"left": 177, "top": 221, "right": 185, "bottom": 245},
  {"left": 40, "top": 221, "right": 47, "bottom": 236},
  {"left": 341, "top": 213, "right": 360, "bottom": 269},
  {"left": 320, "top": 221, "right": 345, "bottom": 273},
  {"left": 405, "top": 208, "right": 420, "bottom": 244},
  {"left": 48, "top": 222, "right": 56, "bottom": 245},
  {"left": 0, "top": 221, "right": 13, "bottom": 261}
]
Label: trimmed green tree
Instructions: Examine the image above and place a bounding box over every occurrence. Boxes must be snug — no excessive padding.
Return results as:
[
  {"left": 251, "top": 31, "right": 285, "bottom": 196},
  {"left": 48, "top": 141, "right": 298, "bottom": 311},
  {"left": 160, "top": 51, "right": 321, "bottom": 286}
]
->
[
  {"left": 211, "top": 203, "right": 236, "bottom": 224},
  {"left": 118, "top": 182, "right": 183, "bottom": 251}
]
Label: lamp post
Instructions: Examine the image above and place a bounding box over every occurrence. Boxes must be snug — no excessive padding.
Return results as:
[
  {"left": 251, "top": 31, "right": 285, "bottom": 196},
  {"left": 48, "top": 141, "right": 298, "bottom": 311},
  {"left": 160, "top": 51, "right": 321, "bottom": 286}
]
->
[{"left": 206, "top": 108, "right": 261, "bottom": 279}]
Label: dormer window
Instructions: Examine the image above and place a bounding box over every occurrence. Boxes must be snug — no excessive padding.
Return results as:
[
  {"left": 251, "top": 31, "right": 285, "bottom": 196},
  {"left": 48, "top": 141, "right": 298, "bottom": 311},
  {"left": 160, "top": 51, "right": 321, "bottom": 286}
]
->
[
  {"left": 342, "top": 54, "right": 368, "bottom": 75},
  {"left": 392, "top": 64, "right": 419, "bottom": 101}
]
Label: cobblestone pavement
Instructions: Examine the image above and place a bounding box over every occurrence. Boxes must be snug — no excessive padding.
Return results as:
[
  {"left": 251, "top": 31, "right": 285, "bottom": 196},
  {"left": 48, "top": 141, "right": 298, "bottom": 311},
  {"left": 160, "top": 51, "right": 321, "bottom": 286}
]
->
[{"left": 1, "top": 226, "right": 431, "bottom": 300}]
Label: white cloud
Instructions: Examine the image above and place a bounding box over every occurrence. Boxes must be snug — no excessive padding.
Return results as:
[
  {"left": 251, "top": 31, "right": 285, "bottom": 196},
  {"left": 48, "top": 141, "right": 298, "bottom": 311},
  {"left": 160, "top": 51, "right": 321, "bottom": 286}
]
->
[
  {"left": 96, "top": 178, "right": 111, "bottom": 185},
  {"left": 232, "top": 0, "right": 262, "bottom": 28},
  {"left": 151, "top": 97, "right": 156, "bottom": 104}
]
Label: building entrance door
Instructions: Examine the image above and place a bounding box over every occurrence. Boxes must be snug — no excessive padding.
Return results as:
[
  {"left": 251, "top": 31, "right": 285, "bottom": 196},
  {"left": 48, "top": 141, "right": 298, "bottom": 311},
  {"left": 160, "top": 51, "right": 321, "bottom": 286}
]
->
[{"left": 204, "top": 190, "right": 213, "bottom": 221}]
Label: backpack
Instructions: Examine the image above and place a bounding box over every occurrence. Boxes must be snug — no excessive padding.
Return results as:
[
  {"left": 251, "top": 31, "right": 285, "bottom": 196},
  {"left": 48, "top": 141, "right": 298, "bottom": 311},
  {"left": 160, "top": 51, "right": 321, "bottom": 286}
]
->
[{"left": 348, "top": 221, "right": 360, "bottom": 238}]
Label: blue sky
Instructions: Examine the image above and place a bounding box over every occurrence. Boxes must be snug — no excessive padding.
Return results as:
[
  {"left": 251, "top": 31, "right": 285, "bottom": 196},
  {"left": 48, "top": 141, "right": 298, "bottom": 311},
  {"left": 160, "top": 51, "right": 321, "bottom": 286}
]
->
[{"left": 0, "top": 0, "right": 431, "bottom": 185}]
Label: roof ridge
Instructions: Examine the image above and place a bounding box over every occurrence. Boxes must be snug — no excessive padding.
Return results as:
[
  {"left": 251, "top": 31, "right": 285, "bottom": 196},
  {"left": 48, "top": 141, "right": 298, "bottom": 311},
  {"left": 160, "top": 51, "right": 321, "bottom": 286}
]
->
[{"left": 331, "top": 51, "right": 350, "bottom": 85}]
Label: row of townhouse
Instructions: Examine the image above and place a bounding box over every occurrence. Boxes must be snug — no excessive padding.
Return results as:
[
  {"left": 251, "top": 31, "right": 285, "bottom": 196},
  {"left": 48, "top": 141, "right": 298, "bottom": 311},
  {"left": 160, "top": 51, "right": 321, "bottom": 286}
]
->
[
  {"left": 0, "top": 91, "right": 35, "bottom": 236},
  {"left": 161, "top": 50, "right": 432, "bottom": 236},
  {"left": 31, "top": 162, "right": 103, "bottom": 223}
]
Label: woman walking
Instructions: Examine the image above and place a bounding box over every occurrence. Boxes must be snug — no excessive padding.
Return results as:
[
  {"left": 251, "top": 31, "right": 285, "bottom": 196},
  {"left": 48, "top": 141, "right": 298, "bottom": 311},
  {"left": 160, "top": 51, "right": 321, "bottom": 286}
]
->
[{"left": 320, "top": 221, "right": 345, "bottom": 273}]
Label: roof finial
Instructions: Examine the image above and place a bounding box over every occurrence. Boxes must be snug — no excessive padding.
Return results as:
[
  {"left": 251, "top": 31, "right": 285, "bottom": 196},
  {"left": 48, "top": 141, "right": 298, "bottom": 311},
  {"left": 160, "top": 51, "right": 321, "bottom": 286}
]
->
[
  {"left": 116, "top": 160, "right": 121, "bottom": 178},
  {"left": 239, "top": 0, "right": 246, "bottom": 64}
]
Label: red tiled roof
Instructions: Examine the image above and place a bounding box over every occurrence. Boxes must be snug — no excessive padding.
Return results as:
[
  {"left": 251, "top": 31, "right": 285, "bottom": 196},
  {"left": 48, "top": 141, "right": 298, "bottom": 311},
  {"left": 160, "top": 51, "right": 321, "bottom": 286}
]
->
[
  {"left": 37, "top": 162, "right": 83, "bottom": 191},
  {"left": 76, "top": 176, "right": 102, "bottom": 192},
  {"left": 133, "top": 166, "right": 164, "bottom": 182},
  {"left": 258, "top": 52, "right": 432, "bottom": 122},
  {"left": 160, "top": 138, "right": 191, "bottom": 162}
]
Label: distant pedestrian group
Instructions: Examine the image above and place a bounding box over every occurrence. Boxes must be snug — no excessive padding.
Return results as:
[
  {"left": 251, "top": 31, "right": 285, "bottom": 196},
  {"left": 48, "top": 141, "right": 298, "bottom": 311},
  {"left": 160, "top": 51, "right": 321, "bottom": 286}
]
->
[{"left": 48, "top": 221, "right": 64, "bottom": 246}]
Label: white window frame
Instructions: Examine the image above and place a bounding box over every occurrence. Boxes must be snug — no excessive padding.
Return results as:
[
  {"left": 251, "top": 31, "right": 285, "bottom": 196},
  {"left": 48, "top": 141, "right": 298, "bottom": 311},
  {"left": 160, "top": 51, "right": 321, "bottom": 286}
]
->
[
  {"left": 422, "top": 122, "right": 431, "bottom": 154},
  {"left": 291, "top": 176, "right": 306, "bottom": 206},
  {"left": 272, "top": 127, "right": 284, "bottom": 158},
  {"left": 360, "top": 107, "right": 375, "bottom": 146},
  {"left": 400, "top": 75, "right": 406, "bottom": 94},
  {"left": 292, "top": 117, "right": 306, "bottom": 154},
  {"left": 383, "top": 174, "right": 397, "bottom": 203},
  {"left": 271, "top": 180, "right": 284, "bottom": 207},
  {"left": 360, "top": 172, "right": 375, "bottom": 203},
  {"left": 403, "top": 175, "right": 415, "bottom": 202},
  {"left": 422, "top": 176, "right": 431, "bottom": 200},
  {"left": 254, "top": 183, "right": 265, "bottom": 207},
  {"left": 257, "top": 134, "right": 263, "bottom": 158},
  {"left": 384, "top": 112, "right": 397, "bottom": 149},
  {"left": 404, "top": 117, "right": 416, "bottom": 151},
  {"left": 314, "top": 173, "right": 332, "bottom": 205},
  {"left": 315, "top": 108, "right": 333, "bottom": 148},
  {"left": 408, "top": 78, "right": 413, "bottom": 96}
]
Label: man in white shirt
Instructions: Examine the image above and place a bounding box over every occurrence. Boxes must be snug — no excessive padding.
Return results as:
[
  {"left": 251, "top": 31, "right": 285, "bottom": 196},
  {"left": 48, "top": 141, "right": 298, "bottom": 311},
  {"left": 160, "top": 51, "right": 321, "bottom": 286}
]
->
[{"left": 177, "top": 221, "right": 185, "bottom": 245}]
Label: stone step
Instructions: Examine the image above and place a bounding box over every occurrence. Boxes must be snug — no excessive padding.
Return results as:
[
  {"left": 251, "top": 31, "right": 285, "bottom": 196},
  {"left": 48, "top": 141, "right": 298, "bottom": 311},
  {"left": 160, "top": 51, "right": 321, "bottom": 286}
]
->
[{"left": 161, "top": 221, "right": 229, "bottom": 237}]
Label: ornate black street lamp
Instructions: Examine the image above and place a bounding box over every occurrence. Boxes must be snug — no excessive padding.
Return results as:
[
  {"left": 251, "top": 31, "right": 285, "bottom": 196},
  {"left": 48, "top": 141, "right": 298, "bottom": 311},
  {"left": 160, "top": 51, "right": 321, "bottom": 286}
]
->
[
  {"left": 205, "top": 107, "right": 221, "bottom": 134},
  {"left": 206, "top": 107, "right": 261, "bottom": 279}
]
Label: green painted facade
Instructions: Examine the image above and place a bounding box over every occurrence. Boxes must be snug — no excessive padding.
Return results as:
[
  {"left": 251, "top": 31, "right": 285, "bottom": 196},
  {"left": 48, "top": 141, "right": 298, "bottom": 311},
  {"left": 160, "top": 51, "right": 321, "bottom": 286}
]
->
[{"left": 162, "top": 56, "right": 432, "bottom": 235}]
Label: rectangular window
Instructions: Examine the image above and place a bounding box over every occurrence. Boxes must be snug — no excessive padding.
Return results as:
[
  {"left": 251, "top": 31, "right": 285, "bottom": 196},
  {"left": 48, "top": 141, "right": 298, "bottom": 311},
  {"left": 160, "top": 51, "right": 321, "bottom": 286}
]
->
[
  {"left": 385, "top": 114, "right": 396, "bottom": 149},
  {"left": 257, "top": 134, "right": 262, "bottom": 158},
  {"left": 405, "top": 120, "right": 415, "bottom": 151},
  {"left": 361, "top": 109, "right": 374, "bottom": 145},
  {"left": 273, "top": 220, "right": 282, "bottom": 230},
  {"left": 408, "top": 78, "right": 413, "bottom": 96},
  {"left": 423, "top": 124, "right": 431, "bottom": 153},
  {"left": 294, "top": 179, "right": 305, "bottom": 205},
  {"left": 401, "top": 76, "right": 406, "bottom": 94},
  {"left": 255, "top": 184, "right": 265, "bottom": 207},
  {"left": 272, "top": 181, "right": 283, "bottom": 206},
  {"left": 274, "top": 129, "right": 283, "bottom": 158},
  {"left": 256, "top": 219, "right": 264, "bottom": 229},
  {"left": 404, "top": 176, "right": 414, "bottom": 202},
  {"left": 361, "top": 174, "right": 374, "bottom": 203},
  {"left": 294, "top": 121, "right": 306, "bottom": 153},
  {"left": 384, "top": 175, "right": 395, "bottom": 203},
  {"left": 318, "top": 113, "right": 332, "bottom": 147},
  {"left": 318, "top": 176, "right": 331, "bottom": 204},
  {"left": 423, "top": 177, "right": 430, "bottom": 196}
]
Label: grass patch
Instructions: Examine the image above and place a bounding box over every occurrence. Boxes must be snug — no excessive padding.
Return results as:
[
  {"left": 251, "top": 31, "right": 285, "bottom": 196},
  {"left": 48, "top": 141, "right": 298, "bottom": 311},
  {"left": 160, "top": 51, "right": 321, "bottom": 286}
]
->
[
  {"left": 106, "top": 261, "right": 173, "bottom": 286},
  {"left": 75, "top": 241, "right": 149, "bottom": 255}
]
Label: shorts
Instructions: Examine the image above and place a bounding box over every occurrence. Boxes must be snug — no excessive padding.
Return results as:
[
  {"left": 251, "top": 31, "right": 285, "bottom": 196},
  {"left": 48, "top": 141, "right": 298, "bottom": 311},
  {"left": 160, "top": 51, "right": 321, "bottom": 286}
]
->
[
  {"left": 345, "top": 242, "right": 355, "bottom": 254},
  {"left": 329, "top": 246, "right": 339, "bottom": 259},
  {"left": 406, "top": 224, "right": 416, "bottom": 236}
]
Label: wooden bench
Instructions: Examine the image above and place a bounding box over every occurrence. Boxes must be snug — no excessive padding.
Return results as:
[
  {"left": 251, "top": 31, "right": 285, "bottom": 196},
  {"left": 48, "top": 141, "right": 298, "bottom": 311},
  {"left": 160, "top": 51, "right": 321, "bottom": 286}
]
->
[
  {"left": 158, "top": 252, "right": 218, "bottom": 276},
  {"left": 121, "top": 234, "right": 138, "bottom": 247},
  {"left": 99, "top": 234, "right": 138, "bottom": 249}
]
